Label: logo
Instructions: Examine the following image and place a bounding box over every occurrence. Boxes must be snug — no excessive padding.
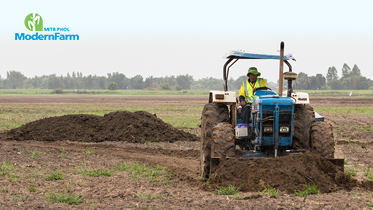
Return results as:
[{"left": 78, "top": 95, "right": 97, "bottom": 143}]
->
[
  {"left": 16, "top": 13, "right": 79, "bottom": 41},
  {"left": 24, "top": 13, "right": 43, "bottom": 31}
]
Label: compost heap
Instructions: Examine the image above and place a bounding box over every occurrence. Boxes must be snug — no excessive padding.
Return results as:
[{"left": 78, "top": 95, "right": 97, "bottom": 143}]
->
[
  {"left": 206, "top": 151, "right": 370, "bottom": 193},
  {"left": 7, "top": 111, "right": 198, "bottom": 143}
]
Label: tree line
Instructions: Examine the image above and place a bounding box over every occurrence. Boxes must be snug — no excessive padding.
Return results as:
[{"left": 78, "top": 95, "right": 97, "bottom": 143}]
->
[
  {"left": 0, "top": 63, "right": 372, "bottom": 91},
  {"left": 293, "top": 63, "right": 372, "bottom": 90},
  {"left": 0, "top": 71, "right": 228, "bottom": 90}
]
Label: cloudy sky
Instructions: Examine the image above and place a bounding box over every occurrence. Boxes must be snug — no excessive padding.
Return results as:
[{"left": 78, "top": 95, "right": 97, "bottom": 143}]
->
[{"left": 0, "top": 0, "right": 372, "bottom": 83}]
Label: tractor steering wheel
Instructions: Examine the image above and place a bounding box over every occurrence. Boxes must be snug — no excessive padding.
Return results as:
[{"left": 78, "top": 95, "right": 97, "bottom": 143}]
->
[{"left": 256, "top": 87, "right": 271, "bottom": 91}]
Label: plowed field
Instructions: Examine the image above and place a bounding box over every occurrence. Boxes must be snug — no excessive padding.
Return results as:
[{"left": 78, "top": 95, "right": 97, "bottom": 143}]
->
[{"left": 0, "top": 95, "right": 373, "bottom": 209}]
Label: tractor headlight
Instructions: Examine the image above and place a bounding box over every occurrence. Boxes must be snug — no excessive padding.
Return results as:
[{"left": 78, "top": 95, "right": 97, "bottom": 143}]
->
[
  {"left": 263, "top": 127, "right": 273, "bottom": 133},
  {"left": 280, "top": 127, "right": 290, "bottom": 133}
]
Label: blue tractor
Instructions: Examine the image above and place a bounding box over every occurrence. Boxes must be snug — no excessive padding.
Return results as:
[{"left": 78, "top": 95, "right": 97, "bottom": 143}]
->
[{"left": 201, "top": 42, "right": 340, "bottom": 178}]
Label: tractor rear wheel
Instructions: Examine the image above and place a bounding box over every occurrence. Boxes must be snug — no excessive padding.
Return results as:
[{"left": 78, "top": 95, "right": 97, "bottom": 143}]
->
[
  {"left": 293, "top": 104, "right": 315, "bottom": 149},
  {"left": 310, "top": 121, "right": 335, "bottom": 158},
  {"left": 200, "top": 103, "right": 229, "bottom": 179}
]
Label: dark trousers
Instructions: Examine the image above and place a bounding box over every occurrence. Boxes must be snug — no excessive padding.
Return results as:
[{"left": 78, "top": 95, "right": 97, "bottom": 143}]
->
[{"left": 241, "top": 104, "right": 251, "bottom": 124}]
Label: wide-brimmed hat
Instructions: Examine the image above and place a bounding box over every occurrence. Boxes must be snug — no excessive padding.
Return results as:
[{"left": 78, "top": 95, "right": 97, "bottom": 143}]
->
[{"left": 247, "top": 67, "right": 261, "bottom": 77}]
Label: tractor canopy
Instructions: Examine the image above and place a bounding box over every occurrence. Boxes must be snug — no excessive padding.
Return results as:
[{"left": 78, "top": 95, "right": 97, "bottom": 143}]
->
[
  {"left": 226, "top": 50, "right": 295, "bottom": 61},
  {"left": 223, "top": 50, "right": 296, "bottom": 91}
]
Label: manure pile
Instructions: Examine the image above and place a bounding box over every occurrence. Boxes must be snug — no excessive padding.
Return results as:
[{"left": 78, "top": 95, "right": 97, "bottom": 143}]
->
[
  {"left": 7, "top": 111, "right": 198, "bottom": 143},
  {"left": 207, "top": 152, "right": 368, "bottom": 193}
]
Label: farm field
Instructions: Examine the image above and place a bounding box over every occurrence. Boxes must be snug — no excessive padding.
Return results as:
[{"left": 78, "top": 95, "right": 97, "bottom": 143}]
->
[{"left": 0, "top": 94, "right": 373, "bottom": 209}]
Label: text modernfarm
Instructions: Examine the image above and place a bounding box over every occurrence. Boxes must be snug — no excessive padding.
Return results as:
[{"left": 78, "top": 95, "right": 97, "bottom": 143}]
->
[{"left": 15, "top": 32, "right": 79, "bottom": 40}]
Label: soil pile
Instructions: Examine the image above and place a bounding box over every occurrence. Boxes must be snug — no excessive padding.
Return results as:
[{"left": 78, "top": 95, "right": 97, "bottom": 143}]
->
[
  {"left": 208, "top": 152, "right": 356, "bottom": 193},
  {"left": 7, "top": 111, "right": 198, "bottom": 143}
]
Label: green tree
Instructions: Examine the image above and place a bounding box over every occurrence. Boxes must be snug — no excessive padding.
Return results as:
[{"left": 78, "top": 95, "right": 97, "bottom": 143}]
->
[
  {"left": 192, "top": 77, "right": 223, "bottom": 90},
  {"left": 231, "top": 75, "right": 248, "bottom": 90},
  {"left": 342, "top": 76, "right": 371, "bottom": 90},
  {"left": 308, "top": 76, "right": 319, "bottom": 90},
  {"left": 357, "top": 76, "right": 370, "bottom": 89},
  {"left": 107, "top": 82, "right": 118, "bottom": 90},
  {"left": 316, "top": 74, "right": 326, "bottom": 89},
  {"left": 328, "top": 79, "right": 343, "bottom": 90},
  {"left": 351, "top": 64, "right": 361, "bottom": 77},
  {"left": 46, "top": 77, "right": 63, "bottom": 89},
  {"left": 62, "top": 75, "right": 74, "bottom": 89},
  {"left": 144, "top": 76, "right": 156, "bottom": 88},
  {"left": 107, "top": 72, "right": 128, "bottom": 89},
  {"left": 326, "top": 66, "right": 338, "bottom": 82},
  {"left": 81, "top": 75, "right": 92, "bottom": 89},
  {"left": 175, "top": 85, "right": 182, "bottom": 91},
  {"left": 129, "top": 75, "right": 144, "bottom": 89},
  {"left": 295, "top": 72, "right": 310, "bottom": 90},
  {"left": 161, "top": 83, "right": 171, "bottom": 90},
  {"left": 341, "top": 63, "right": 351, "bottom": 78},
  {"left": 96, "top": 76, "right": 107, "bottom": 89},
  {"left": 176, "top": 74, "right": 193, "bottom": 90},
  {"left": 23, "top": 78, "right": 34, "bottom": 89},
  {"left": 342, "top": 76, "right": 357, "bottom": 90},
  {"left": 165, "top": 76, "right": 177, "bottom": 88},
  {"left": 5, "top": 70, "right": 27, "bottom": 89}
]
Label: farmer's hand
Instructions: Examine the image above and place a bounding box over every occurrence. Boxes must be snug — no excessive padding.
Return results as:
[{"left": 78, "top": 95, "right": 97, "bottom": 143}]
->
[{"left": 240, "top": 101, "right": 246, "bottom": 107}]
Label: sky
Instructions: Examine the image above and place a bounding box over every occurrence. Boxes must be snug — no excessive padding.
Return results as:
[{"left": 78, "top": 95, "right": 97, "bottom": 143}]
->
[{"left": 1, "top": 0, "right": 372, "bottom": 84}]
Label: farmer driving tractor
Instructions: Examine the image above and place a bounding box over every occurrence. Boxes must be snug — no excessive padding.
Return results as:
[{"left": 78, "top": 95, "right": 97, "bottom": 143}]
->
[{"left": 239, "top": 67, "right": 268, "bottom": 123}]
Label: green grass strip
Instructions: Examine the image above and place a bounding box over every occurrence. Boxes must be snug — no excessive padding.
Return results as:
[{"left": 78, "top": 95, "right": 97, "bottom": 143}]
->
[
  {"left": 46, "top": 189, "right": 83, "bottom": 205},
  {"left": 215, "top": 185, "right": 240, "bottom": 195}
]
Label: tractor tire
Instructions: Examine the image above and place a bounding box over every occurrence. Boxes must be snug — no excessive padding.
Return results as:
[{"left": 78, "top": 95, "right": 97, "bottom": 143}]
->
[
  {"left": 200, "top": 103, "right": 229, "bottom": 179},
  {"left": 310, "top": 121, "right": 335, "bottom": 158},
  {"left": 211, "top": 122, "right": 236, "bottom": 159},
  {"left": 293, "top": 104, "right": 315, "bottom": 149}
]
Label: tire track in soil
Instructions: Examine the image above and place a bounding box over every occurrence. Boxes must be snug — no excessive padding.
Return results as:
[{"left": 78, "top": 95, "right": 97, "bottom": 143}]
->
[{"left": 0, "top": 140, "right": 202, "bottom": 185}]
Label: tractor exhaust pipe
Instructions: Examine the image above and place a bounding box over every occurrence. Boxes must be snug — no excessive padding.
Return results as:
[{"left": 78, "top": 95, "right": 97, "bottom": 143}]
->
[
  {"left": 287, "top": 77, "right": 293, "bottom": 97},
  {"left": 278, "top": 42, "right": 285, "bottom": 95}
]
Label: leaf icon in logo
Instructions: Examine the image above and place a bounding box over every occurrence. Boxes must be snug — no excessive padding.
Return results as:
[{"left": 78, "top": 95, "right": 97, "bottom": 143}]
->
[{"left": 24, "top": 13, "right": 43, "bottom": 31}]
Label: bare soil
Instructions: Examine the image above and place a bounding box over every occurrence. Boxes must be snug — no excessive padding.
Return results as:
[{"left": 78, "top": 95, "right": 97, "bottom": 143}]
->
[{"left": 0, "top": 95, "right": 373, "bottom": 209}]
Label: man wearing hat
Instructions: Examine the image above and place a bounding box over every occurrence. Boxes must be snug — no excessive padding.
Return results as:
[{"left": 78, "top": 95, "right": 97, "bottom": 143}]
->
[{"left": 239, "top": 67, "right": 268, "bottom": 123}]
